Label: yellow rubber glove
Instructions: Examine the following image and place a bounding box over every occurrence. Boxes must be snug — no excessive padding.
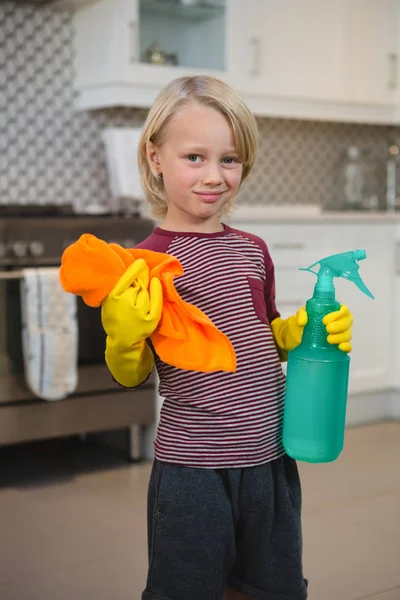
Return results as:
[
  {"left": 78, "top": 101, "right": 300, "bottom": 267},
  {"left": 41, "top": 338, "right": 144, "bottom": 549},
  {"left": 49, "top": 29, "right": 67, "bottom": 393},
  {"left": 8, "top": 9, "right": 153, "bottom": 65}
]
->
[
  {"left": 101, "top": 260, "right": 163, "bottom": 387},
  {"left": 323, "top": 304, "right": 353, "bottom": 353},
  {"left": 270, "top": 308, "right": 308, "bottom": 361},
  {"left": 271, "top": 304, "right": 353, "bottom": 361}
]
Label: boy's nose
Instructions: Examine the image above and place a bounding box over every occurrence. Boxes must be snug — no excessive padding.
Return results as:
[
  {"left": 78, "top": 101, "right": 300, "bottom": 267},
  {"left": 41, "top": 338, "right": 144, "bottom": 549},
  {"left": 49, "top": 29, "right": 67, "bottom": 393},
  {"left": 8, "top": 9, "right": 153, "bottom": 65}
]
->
[{"left": 203, "top": 164, "right": 224, "bottom": 185}]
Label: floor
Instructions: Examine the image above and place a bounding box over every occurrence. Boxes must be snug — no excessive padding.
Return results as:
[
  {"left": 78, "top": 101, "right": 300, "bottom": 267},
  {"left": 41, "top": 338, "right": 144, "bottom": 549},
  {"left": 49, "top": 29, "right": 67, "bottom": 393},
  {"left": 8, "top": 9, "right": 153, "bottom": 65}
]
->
[{"left": 0, "top": 422, "right": 399, "bottom": 600}]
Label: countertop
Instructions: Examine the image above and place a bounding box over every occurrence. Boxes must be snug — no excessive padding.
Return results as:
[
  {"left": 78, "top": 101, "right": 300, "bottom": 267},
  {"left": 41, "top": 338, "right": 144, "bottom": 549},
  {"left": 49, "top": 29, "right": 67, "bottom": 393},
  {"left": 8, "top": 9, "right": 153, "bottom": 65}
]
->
[{"left": 225, "top": 204, "right": 400, "bottom": 224}]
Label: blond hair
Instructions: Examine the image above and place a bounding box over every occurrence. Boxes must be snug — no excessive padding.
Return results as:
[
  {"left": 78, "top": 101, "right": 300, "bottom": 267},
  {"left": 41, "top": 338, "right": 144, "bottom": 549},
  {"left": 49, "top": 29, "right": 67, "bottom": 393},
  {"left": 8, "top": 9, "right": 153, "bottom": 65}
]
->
[{"left": 138, "top": 76, "right": 258, "bottom": 219}]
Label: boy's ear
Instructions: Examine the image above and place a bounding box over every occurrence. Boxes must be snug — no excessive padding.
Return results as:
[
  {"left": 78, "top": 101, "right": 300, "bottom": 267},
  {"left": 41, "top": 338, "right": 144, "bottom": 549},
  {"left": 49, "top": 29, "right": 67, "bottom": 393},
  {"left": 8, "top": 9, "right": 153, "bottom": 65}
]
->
[{"left": 146, "top": 141, "right": 162, "bottom": 175}]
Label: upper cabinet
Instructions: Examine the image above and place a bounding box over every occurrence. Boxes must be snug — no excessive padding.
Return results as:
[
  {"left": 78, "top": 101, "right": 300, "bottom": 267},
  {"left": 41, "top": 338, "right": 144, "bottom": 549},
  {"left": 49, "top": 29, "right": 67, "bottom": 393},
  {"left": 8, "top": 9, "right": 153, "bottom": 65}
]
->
[
  {"left": 236, "top": 0, "right": 400, "bottom": 123},
  {"left": 244, "top": 0, "right": 347, "bottom": 102},
  {"left": 341, "top": 0, "right": 400, "bottom": 109},
  {"left": 73, "top": 0, "right": 400, "bottom": 125},
  {"left": 74, "top": 0, "right": 234, "bottom": 109}
]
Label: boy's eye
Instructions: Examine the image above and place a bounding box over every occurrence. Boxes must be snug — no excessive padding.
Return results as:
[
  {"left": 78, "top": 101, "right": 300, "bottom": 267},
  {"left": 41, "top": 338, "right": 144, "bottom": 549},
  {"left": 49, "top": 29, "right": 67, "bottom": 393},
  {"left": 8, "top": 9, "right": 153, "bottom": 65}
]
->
[
  {"left": 186, "top": 154, "right": 201, "bottom": 162},
  {"left": 222, "top": 157, "right": 239, "bottom": 164}
]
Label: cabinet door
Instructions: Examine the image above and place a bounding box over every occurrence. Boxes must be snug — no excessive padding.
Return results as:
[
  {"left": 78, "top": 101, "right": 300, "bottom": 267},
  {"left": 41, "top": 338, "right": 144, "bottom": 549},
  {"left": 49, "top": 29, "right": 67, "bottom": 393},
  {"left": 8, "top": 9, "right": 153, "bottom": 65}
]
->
[
  {"left": 332, "top": 225, "right": 395, "bottom": 394},
  {"left": 251, "top": 0, "right": 346, "bottom": 101},
  {"left": 393, "top": 229, "right": 400, "bottom": 390},
  {"left": 74, "top": 0, "right": 139, "bottom": 90},
  {"left": 226, "top": 0, "right": 264, "bottom": 91},
  {"left": 231, "top": 220, "right": 394, "bottom": 394},
  {"left": 268, "top": 222, "right": 394, "bottom": 394},
  {"left": 343, "top": 0, "right": 400, "bottom": 106}
]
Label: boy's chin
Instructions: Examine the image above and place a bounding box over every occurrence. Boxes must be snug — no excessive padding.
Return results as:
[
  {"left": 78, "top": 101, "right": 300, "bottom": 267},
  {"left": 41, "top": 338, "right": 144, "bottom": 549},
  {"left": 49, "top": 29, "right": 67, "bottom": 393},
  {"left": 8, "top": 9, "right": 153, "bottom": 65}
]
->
[{"left": 197, "top": 199, "right": 230, "bottom": 215}]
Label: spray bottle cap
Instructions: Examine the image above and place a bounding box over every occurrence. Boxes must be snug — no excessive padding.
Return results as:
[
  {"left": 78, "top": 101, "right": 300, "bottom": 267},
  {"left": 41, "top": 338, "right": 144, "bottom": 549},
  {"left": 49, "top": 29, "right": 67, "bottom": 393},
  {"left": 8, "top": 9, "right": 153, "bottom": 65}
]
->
[{"left": 300, "top": 249, "right": 374, "bottom": 299}]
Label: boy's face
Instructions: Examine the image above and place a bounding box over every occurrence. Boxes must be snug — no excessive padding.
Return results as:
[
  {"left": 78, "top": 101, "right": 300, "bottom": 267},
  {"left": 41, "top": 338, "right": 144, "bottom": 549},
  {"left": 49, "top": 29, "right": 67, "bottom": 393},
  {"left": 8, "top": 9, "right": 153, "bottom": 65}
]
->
[{"left": 147, "top": 103, "right": 243, "bottom": 230}]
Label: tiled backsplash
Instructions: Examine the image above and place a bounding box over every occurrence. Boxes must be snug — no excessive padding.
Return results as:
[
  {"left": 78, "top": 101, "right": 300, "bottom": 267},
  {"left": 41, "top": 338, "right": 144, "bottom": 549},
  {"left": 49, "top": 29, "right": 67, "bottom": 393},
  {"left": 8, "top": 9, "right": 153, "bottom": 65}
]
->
[{"left": 0, "top": 1, "right": 396, "bottom": 212}]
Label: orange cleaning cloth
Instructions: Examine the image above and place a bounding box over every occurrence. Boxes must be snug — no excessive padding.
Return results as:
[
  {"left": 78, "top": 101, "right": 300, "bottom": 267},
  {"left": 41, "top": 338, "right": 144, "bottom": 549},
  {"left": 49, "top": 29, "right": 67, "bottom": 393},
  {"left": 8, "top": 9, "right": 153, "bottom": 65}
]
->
[{"left": 60, "top": 234, "right": 236, "bottom": 374}]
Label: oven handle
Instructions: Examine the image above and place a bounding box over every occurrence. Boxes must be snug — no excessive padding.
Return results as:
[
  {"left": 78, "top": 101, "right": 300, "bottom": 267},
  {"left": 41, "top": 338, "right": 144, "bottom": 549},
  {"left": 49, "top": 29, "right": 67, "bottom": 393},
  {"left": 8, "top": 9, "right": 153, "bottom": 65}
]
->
[{"left": 0, "top": 271, "right": 24, "bottom": 280}]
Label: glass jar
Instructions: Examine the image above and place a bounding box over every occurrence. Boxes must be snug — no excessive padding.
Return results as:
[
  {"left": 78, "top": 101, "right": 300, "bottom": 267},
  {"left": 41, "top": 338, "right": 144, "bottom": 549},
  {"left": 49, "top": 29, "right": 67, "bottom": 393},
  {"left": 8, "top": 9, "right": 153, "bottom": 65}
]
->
[
  {"left": 330, "top": 146, "right": 383, "bottom": 211},
  {"left": 386, "top": 142, "right": 400, "bottom": 212}
]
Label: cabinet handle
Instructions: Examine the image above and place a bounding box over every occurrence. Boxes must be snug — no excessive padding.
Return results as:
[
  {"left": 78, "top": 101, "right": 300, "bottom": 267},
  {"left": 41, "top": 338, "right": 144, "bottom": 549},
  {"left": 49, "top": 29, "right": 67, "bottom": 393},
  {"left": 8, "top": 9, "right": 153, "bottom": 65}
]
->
[
  {"left": 271, "top": 242, "right": 306, "bottom": 250},
  {"left": 396, "top": 241, "right": 400, "bottom": 275},
  {"left": 388, "top": 53, "right": 398, "bottom": 90},
  {"left": 129, "top": 20, "right": 138, "bottom": 63},
  {"left": 250, "top": 37, "right": 261, "bottom": 77}
]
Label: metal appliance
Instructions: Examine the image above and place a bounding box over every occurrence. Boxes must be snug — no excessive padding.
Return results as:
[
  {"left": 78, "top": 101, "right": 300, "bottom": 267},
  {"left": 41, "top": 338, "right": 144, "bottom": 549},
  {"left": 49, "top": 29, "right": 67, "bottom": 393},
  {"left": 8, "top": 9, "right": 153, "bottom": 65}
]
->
[{"left": 0, "top": 206, "right": 155, "bottom": 460}]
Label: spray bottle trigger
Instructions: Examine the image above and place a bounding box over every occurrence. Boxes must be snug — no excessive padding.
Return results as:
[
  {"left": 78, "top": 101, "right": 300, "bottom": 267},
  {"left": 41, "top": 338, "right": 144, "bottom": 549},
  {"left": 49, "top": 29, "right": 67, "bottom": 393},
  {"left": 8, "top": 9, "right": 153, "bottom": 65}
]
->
[{"left": 351, "top": 275, "right": 375, "bottom": 299}]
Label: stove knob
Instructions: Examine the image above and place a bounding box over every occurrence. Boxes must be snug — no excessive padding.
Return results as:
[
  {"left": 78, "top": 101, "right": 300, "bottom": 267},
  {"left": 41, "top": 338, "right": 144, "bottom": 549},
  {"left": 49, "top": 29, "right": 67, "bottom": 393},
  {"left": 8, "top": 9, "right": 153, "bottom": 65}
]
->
[
  {"left": 29, "top": 240, "right": 45, "bottom": 258},
  {"left": 11, "top": 241, "right": 27, "bottom": 258}
]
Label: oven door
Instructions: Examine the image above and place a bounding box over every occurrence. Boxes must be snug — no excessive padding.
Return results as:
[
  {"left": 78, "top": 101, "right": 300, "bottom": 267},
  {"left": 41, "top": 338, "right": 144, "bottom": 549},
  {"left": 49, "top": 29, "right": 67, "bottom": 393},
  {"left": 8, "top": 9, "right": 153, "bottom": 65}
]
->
[{"left": 0, "top": 267, "right": 155, "bottom": 452}]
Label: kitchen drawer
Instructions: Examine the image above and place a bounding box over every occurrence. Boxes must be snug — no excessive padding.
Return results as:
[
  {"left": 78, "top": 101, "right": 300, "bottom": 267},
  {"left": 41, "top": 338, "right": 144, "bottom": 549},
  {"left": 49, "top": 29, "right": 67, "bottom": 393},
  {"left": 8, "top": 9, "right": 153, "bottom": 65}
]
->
[
  {"left": 269, "top": 246, "right": 331, "bottom": 269},
  {"left": 244, "top": 223, "right": 332, "bottom": 247},
  {"left": 241, "top": 223, "right": 337, "bottom": 267}
]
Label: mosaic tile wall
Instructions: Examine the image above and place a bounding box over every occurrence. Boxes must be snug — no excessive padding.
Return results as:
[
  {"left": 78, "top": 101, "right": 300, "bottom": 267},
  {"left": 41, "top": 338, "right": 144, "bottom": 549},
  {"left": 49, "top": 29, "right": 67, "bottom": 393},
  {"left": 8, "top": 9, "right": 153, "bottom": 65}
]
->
[{"left": 0, "top": 1, "right": 396, "bottom": 212}]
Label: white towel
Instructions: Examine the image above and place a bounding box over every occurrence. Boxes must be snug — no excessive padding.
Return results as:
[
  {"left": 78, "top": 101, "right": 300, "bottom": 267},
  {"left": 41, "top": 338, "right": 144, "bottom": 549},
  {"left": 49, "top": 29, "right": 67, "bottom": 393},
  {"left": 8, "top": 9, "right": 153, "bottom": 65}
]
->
[
  {"left": 20, "top": 268, "right": 78, "bottom": 401},
  {"left": 102, "top": 127, "right": 145, "bottom": 212}
]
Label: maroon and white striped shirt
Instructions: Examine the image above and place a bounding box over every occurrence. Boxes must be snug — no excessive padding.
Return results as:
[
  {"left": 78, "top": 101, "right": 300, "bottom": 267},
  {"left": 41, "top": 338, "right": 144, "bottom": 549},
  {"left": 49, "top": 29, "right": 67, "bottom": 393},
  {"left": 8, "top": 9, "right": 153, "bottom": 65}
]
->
[{"left": 136, "top": 224, "right": 286, "bottom": 468}]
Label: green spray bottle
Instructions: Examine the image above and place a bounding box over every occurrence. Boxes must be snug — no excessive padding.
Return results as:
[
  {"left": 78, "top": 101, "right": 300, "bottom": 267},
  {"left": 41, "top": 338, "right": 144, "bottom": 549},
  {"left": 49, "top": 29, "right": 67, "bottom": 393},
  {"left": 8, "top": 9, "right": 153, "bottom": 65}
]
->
[{"left": 283, "top": 250, "right": 374, "bottom": 463}]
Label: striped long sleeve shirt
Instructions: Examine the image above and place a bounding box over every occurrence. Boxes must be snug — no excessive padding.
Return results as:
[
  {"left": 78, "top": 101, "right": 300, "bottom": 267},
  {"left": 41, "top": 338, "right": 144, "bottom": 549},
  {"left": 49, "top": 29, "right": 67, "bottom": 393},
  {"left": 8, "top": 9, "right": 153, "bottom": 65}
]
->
[{"left": 136, "top": 224, "right": 286, "bottom": 468}]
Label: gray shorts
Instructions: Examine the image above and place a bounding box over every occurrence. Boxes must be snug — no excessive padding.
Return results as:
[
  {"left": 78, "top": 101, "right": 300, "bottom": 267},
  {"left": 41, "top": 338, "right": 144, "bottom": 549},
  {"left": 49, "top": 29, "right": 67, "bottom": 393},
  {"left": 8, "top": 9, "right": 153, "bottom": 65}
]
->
[{"left": 142, "top": 455, "right": 308, "bottom": 600}]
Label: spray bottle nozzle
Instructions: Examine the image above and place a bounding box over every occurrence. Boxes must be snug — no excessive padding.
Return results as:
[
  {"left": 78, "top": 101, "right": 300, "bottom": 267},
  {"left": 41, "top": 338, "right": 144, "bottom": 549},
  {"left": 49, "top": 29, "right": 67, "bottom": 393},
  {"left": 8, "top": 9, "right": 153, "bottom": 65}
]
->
[
  {"left": 354, "top": 249, "right": 366, "bottom": 261},
  {"left": 301, "top": 249, "right": 374, "bottom": 300}
]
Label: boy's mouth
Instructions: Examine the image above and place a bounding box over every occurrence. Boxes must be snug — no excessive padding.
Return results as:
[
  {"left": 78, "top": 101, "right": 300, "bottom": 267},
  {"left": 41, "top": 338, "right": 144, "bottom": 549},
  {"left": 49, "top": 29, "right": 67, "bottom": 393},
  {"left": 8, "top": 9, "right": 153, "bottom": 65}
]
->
[{"left": 194, "top": 191, "right": 225, "bottom": 203}]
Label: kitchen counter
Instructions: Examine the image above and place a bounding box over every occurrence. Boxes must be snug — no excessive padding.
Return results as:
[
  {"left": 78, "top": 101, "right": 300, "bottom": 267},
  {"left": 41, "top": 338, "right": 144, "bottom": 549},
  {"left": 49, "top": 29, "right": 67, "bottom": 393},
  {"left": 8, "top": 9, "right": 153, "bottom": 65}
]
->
[{"left": 226, "top": 204, "right": 400, "bottom": 224}]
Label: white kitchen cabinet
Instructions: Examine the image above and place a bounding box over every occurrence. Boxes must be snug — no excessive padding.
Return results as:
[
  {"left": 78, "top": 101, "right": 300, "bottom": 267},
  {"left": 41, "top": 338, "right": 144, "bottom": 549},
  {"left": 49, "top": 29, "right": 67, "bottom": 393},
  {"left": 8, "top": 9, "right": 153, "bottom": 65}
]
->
[
  {"left": 330, "top": 224, "right": 395, "bottom": 394},
  {"left": 390, "top": 224, "right": 400, "bottom": 420},
  {"left": 248, "top": 0, "right": 400, "bottom": 108},
  {"left": 343, "top": 0, "right": 400, "bottom": 107},
  {"left": 393, "top": 225, "right": 400, "bottom": 392},
  {"left": 237, "top": 0, "right": 400, "bottom": 123},
  {"left": 226, "top": 1, "right": 261, "bottom": 93},
  {"left": 245, "top": 0, "right": 346, "bottom": 103},
  {"left": 233, "top": 220, "right": 395, "bottom": 395},
  {"left": 73, "top": 0, "right": 248, "bottom": 110},
  {"left": 72, "top": 0, "right": 400, "bottom": 124}
]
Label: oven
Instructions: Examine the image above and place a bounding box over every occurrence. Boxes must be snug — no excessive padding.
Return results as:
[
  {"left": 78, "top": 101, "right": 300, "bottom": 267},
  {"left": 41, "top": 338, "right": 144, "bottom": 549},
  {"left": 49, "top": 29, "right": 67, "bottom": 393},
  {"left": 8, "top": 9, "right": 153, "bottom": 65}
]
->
[{"left": 0, "top": 211, "right": 155, "bottom": 460}]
